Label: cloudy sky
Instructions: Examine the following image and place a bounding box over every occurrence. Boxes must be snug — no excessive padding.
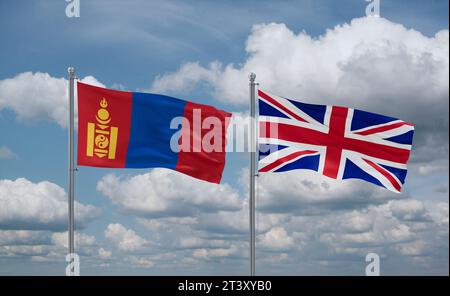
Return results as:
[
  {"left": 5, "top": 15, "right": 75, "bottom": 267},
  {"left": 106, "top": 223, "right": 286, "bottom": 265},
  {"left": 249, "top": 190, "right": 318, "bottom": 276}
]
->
[{"left": 0, "top": 0, "right": 448, "bottom": 275}]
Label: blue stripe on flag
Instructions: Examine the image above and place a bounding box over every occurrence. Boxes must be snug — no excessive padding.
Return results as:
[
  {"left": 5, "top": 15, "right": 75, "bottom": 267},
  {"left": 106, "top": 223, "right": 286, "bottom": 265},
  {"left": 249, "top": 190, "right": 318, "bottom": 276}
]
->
[
  {"left": 342, "top": 159, "right": 384, "bottom": 188},
  {"left": 125, "top": 92, "right": 186, "bottom": 168},
  {"left": 385, "top": 130, "right": 414, "bottom": 145},
  {"left": 380, "top": 164, "right": 408, "bottom": 184},
  {"left": 274, "top": 154, "right": 320, "bottom": 173},
  {"left": 351, "top": 109, "right": 398, "bottom": 131},
  {"left": 286, "top": 99, "right": 327, "bottom": 124},
  {"left": 258, "top": 99, "right": 290, "bottom": 119}
]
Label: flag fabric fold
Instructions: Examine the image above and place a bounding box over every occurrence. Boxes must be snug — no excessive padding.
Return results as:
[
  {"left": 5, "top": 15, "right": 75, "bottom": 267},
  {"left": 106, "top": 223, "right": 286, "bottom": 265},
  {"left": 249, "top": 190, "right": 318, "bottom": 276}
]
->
[
  {"left": 77, "top": 82, "right": 231, "bottom": 184},
  {"left": 258, "top": 89, "right": 414, "bottom": 193}
]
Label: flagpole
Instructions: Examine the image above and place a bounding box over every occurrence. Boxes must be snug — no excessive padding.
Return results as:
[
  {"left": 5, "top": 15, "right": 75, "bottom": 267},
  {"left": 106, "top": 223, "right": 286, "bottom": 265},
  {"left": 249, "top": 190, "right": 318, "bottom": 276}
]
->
[
  {"left": 249, "top": 73, "right": 256, "bottom": 276},
  {"left": 68, "top": 67, "right": 75, "bottom": 276}
]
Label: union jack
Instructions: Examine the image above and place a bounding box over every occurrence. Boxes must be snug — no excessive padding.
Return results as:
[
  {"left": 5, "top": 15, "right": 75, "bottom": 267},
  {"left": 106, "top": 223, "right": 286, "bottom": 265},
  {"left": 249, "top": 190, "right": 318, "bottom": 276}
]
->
[{"left": 258, "top": 90, "right": 415, "bottom": 193}]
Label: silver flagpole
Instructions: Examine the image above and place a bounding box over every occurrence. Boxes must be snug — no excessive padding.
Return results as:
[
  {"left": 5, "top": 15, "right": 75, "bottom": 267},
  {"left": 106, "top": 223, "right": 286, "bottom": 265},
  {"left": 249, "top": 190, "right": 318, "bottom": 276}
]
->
[
  {"left": 67, "top": 67, "right": 75, "bottom": 276},
  {"left": 249, "top": 73, "right": 256, "bottom": 276}
]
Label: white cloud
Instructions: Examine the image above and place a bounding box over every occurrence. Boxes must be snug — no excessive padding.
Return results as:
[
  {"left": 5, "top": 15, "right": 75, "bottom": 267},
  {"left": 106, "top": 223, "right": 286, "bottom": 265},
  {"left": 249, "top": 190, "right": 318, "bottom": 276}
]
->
[
  {"left": 196, "top": 206, "right": 287, "bottom": 235},
  {"left": 0, "top": 178, "right": 100, "bottom": 230},
  {"left": 389, "top": 200, "right": 431, "bottom": 222},
  {"left": 97, "top": 169, "right": 241, "bottom": 218},
  {"left": 104, "top": 223, "right": 148, "bottom": 252},
  {"left": 338, "top": 211, "right": 373, "bottom": 233},
  {"left": 126, "top": 255, "right": 155, "bottom": 268},
  {"left": 0, "top": 72, "right": 104, "bottom": 128},
  {"left": 98, "top": 247, "right": 112, "bottom": 259},
  {"left": 151, "top": 61, "right": 222, "bottom": 93},
  {"left": 0, "top": 230, "right": 50, "bottom": 246},
  {"left": 44, "top": 231, "right": 100, "bottom": 259},
  {"left": 151, "top": 17, "right": 448, "bottom": 110},
  {"left": 315, "top": 201, "right": 441, "bottom": 251},
  {"left": 0, "top": 146, "right": 16, "bottom": 159},
  {"left": 0, "top": 230, "right": 97, "bottom": 260},
  {"left": 193, "top": 246, "right": 237, "bottom": 258},
  {"left": 0, "top": 245, "right": 49, "bottom": 257},
  {"left": 92, "top": 167, "right": 446, "bottom": 273},
  {"left": 260, "top": 227, "right": 294, "bottom": 250},
  {"left": 427, "top": 202, "right": 449, "bottom": 227},
  {"left": 51, "top": 232, "right": 96, "bottom": 249},
  {"left": 255, "top": 169, "right": 402, "bottom": 214},
  {"left": 395, "top": 240, "right": 429, "bottom": 256}
]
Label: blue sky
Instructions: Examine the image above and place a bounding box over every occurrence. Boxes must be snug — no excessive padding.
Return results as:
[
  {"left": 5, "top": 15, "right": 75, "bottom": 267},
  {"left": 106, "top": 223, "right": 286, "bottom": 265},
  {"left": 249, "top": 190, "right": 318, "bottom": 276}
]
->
[{"left": 0, "top": 0, "right": 448, "bottom": 275}]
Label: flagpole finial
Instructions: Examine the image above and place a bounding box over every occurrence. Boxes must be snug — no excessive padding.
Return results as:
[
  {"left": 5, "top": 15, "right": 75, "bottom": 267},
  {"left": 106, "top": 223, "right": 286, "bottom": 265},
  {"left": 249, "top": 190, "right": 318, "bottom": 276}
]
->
[
  {"left": 68, "top": 67, "right": 75, "bottom": 77},
  {"left": 249, "top": 72, "right": 256, "bottom": 82}
]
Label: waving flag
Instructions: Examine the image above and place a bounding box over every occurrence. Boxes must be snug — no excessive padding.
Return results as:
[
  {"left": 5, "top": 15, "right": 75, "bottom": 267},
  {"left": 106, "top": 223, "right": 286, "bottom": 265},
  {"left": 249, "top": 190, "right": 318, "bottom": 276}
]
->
[
  {"left": 258, "top": 90, "right": 414, "bottom": 193},
  {"left": 77, "top": 82, "right": 231, "bottom": 184}
]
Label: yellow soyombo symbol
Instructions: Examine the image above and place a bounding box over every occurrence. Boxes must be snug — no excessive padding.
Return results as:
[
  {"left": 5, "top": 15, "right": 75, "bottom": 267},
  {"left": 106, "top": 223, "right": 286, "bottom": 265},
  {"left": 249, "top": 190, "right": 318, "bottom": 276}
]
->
[{"left": 86, "top": 98, "right": 118, "bottom": 159}]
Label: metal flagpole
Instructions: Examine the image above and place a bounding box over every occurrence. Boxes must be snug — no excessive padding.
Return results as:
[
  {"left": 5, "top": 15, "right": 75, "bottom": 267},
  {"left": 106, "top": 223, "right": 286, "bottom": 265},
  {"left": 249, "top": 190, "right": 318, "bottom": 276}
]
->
[
  {"left": 68, "top": 67, "right": 76, "bottom": 276},
  {"left": 249, "top": 73, "right": 256, "bottom": 276}
]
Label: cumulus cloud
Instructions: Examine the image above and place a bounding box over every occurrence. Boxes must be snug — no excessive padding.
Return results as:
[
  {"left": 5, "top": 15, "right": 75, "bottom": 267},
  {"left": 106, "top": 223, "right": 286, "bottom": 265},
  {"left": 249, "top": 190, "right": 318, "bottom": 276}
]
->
[
  {"left": 302, "top": 200, "right": 446, "bottom": 256},
  {"left": 151, "top": 17, "right": 449, "bottom": 172},
  {"left": 98, "top": 248, "right": 112, "bottom": 259},
  {"left": 51, "top": 231, "right": 96, "bottom": 249},
  {"left": 152, "top": 17, "right": 448, "bottom": 112},
  {"left": 0, "top": 72, "right": 104, "bottom": 128},
  {"left": 0, "top": 230, "right": 50, "bottom": 246},
  {"left": 0, "top": 230, "right": 98, "bottom": 261},
  {"left": 193, "top": 246, "right": 238, "bottom": 259},
  {"left": 389, "top": 200, "right": 431, "bottom": 222},
  {"left": 104, "top": 223, "right": 149, "bottom": 252},
  {"left": 254, "top": 170, "right": 403, "bottom": 215},
  {"left": 260, "top": 227, "right": 294, "bottom": 251},
  {"left": 92, "top": 166, "right": 446, "bottom": 273},
  {"left": 97, "top": 169, "right": 241, "bottom": 218},
  {"left": 151, "top": 61, "right": 222, "bottom": 94},
  {"left": 126, "top": 255, "right": 155, "bottom": 268},
  {"left": 195, "top": 206, "right": 286, "bottom": 236},
  {"left": 0, "top": 245, "right": 50, "bottom": 257},
  {"left": 0, "top": 178, "right": 101, "bottom": 230},
  {"left": 136, "top": 198, "right": 447, "bottom": 273},
  {"left": 44, "top": 231, "right": 99, "bottom": 258}
]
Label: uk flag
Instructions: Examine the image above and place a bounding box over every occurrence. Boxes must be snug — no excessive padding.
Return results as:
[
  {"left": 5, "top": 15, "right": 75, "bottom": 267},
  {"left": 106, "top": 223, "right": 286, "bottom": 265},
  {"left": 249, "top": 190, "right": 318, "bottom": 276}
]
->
[{"left": 258, "top": 90, "right": 415, "bottom": 193}]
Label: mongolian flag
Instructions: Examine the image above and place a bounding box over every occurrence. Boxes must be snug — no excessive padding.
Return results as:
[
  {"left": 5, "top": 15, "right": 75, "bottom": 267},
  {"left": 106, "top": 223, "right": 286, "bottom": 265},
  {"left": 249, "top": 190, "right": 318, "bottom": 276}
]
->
[{"left": 77, "top": 82, "right": 231, "bottom": 184}]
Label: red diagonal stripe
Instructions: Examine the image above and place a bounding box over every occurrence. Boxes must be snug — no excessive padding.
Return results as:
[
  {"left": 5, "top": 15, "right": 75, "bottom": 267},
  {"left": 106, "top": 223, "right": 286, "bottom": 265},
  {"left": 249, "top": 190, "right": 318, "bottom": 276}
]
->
[
  {"left": 258, "top": 90, "right": 307, "bottom": 122},
  {"left": 363, "top": 159, "right": 402, "bottom": 192},
  {"left": 355, "top": 121, "right": 414, "bottom": 136},
  {"left": 259, "top": 150, "right": 317, "bottom": 173}
]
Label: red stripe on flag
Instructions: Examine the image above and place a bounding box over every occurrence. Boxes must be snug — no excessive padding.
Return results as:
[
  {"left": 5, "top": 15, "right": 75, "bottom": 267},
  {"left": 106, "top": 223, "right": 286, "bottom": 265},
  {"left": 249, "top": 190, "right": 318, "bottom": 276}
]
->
[
  {"left": 258, "top": 90, "right": 307, "bottom": 122},
  {"left": 363, "top": 159, "right": 402, "bottom": 192},
  {"left": 176, "top": 101, "right": 232, "bottom": 184},
  {"left": 355, "top": 122, "right": 413, "bottom": 136}
]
